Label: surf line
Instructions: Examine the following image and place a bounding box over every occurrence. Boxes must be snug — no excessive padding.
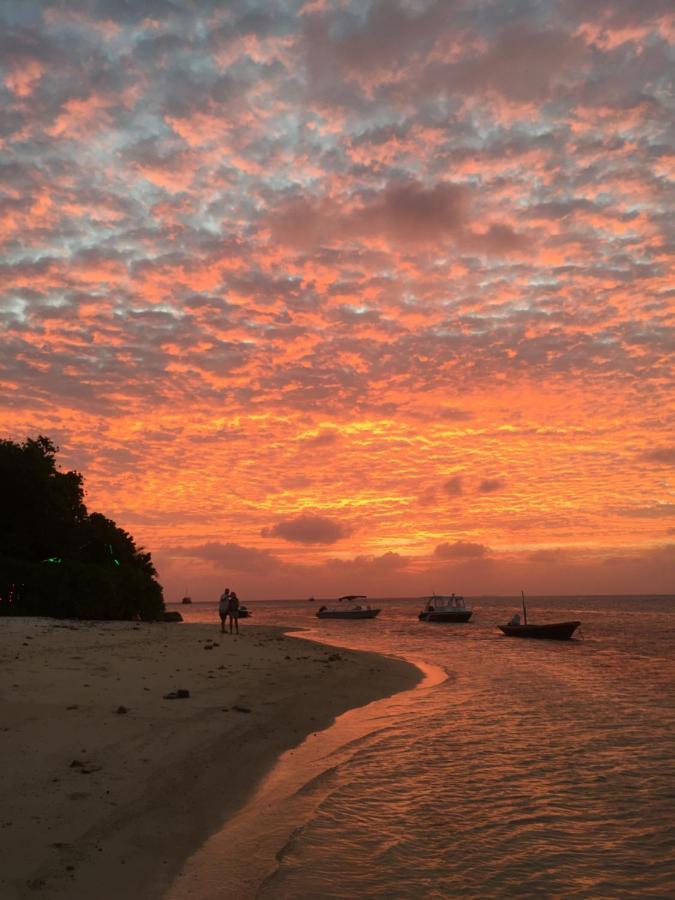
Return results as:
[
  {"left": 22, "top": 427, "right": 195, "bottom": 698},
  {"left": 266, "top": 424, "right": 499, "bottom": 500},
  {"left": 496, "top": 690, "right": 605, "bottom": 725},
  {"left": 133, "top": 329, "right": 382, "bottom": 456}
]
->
[{"left": 165, "top": 655, "right": 446, "bottom": 900}]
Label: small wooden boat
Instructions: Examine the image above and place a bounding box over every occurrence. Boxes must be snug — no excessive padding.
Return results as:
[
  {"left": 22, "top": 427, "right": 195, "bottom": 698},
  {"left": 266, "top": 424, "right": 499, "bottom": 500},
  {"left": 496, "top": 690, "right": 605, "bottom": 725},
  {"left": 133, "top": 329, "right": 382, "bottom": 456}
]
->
[
  {"left": 499, "top": 621, "right": 580, "bottom": 640},
  {"left": 316, "top": 595, "right": 380, "bottom": 619},
  {"left": 499, "top": 591, "right": 580, "bottom": 640},
  {"left": 418, "top": 593, "right": 472, "bottom": 623}
]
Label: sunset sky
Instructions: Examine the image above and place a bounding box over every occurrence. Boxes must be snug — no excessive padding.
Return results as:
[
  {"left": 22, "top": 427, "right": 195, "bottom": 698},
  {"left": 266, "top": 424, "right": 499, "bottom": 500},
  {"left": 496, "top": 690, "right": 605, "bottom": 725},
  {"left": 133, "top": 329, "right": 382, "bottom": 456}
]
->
[{"left": 2, "top": 0, "right": 674, "bottom": 600}]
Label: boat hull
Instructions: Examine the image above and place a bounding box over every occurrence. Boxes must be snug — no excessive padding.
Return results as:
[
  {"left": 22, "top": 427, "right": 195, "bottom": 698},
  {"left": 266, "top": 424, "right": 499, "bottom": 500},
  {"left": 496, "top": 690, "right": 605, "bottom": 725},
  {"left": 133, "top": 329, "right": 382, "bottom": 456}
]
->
[
  {"left": 316, "top": 609, "right": 381, "bottom": 619},
  {"left": 499, "top": 621, "right": 580, "bottom": 640},
  {"left": 419, "top": 610, "right": 472, "bottom": 623}
]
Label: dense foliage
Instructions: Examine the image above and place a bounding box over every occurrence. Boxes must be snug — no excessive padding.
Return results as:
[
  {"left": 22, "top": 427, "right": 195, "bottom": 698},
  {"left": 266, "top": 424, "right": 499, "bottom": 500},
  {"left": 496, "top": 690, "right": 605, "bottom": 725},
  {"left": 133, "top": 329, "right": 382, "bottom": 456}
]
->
[{"left": 0, "top": 436, "right": 164, "bottom": 620}]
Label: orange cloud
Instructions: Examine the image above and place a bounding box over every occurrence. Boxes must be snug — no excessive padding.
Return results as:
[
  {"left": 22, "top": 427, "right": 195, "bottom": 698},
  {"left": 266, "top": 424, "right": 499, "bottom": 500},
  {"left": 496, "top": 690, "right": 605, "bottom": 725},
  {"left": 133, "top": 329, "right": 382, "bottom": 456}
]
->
[{"left": 1, "top": 0, "right": 673, "bottom": 599}]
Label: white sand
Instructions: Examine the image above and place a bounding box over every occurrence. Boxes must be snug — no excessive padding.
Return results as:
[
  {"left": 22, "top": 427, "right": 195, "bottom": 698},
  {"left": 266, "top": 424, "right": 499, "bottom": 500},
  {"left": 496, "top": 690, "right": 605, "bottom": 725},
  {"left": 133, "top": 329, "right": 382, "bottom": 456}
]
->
[{"left": 0, "top": 617, "right": 419, "bottom": 900}]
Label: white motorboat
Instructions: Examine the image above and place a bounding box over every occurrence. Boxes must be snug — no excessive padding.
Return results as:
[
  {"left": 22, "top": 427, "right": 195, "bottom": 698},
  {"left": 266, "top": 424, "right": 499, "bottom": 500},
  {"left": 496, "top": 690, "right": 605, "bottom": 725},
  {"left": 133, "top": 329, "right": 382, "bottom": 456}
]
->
[
  {"left": 418, "top": 593, "right": 472, "bottom": 622},
  {"left": 316, "top": 595, "right": 381, "bottom": 619}
]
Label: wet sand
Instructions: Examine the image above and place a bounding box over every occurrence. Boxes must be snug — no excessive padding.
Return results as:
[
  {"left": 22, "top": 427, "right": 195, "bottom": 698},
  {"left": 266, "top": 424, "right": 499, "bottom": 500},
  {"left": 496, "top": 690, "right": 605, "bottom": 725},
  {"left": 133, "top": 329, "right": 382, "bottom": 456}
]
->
[{"left": 0, "top": 617, "right": 420, "bottom": 900}]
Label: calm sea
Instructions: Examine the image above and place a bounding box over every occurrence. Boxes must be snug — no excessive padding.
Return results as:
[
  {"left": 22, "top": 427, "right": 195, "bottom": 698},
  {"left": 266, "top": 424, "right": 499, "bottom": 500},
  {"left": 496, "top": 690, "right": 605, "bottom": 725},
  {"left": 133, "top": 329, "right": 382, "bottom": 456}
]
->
[{"left": 167, "top": 596, "right": 675, "bottom": 899}]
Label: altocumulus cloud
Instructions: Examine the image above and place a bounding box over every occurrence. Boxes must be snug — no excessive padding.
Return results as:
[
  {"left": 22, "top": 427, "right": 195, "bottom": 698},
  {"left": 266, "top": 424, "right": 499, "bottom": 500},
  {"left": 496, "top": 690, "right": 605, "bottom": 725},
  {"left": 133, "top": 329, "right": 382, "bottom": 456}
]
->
[
  {"left": 267, "top": 179, "right": 473, "bottom": 249},
  {"left": 528, "top": 548, "right": 568, "bottom": 563},
  {"left": 1, "top": 0, "right": 673, "bottom": 599},
  {"left": 171, "top": 542, "right": 281, "bottom": 573},
  {"left": 443, "top": 476, "right": 464, "bottom": 496},
  {"left": 642, "top": 448, "right": 675, "bottom": 466},
  {"left": 262, "top": 514, "right": 350, "bottom": 545},
  {"left": 478, "top": 478, "right": 506, "bottom": 493},
  {"left": 301, "top": 429, "right": 341, "bottom": 448},
  {"left": 324, "top": 551, "right": 409, "bottom": 573},
  {"left": 434, "top": 541, "right": 488, "bottom": 559}
]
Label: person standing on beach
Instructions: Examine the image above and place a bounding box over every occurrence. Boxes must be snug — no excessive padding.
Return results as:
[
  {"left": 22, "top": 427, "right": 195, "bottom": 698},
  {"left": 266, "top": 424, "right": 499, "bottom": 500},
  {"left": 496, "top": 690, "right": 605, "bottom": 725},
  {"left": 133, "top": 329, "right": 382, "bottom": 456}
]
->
[
  {"left": 218, "top": 588, "right": 230, "bottom": 634},
  {"left": 227, "top": 591, "right": 240, "bottom": 635}
]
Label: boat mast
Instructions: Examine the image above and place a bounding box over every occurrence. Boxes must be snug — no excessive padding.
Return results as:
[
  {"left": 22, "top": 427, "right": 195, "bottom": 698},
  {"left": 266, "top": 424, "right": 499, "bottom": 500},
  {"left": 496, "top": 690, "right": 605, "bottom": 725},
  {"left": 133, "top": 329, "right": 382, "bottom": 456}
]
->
[{"left": 521, "top": 590, "right": 528, "bottom": 625}]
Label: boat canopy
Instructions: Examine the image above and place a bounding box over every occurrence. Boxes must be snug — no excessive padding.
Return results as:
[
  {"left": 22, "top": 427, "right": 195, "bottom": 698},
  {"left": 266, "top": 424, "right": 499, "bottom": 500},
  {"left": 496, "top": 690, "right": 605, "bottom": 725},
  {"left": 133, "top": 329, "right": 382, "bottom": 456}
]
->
[{"left": 338, "top": 595, "right": 368, "bottom": 602}]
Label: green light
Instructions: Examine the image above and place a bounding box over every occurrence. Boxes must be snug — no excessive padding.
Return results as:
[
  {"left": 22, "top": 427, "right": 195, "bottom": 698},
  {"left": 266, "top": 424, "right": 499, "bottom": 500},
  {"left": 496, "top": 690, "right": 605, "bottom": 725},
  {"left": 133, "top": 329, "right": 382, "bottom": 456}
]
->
[{"left": 44, "top": 557, "right": 62, "bottom": 564}]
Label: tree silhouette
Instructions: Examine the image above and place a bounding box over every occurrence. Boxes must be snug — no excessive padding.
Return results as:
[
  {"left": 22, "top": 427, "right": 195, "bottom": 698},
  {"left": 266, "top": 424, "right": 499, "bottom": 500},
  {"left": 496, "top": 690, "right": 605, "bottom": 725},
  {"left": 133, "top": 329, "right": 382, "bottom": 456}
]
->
[{"left": 0, "top": 436, "right": 164, "bottom": 620}]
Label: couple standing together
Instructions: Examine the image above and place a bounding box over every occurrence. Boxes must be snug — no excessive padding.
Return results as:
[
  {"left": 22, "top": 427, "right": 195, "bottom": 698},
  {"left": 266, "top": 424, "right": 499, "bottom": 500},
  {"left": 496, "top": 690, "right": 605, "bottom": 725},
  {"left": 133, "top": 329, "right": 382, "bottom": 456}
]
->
[{"left": 219, "top": 588, "right": 240, "bottom": 634}]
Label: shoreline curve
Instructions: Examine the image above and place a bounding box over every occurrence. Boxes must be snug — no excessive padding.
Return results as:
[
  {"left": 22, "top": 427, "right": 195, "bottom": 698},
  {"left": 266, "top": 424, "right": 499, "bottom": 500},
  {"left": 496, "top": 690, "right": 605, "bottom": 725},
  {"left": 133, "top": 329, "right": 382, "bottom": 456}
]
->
[
  {"left": 164, "top": 648, "right": 445, "bottom": 900},
  {"left": 1, "top": 617, "right": 421, "bottom": 900}
]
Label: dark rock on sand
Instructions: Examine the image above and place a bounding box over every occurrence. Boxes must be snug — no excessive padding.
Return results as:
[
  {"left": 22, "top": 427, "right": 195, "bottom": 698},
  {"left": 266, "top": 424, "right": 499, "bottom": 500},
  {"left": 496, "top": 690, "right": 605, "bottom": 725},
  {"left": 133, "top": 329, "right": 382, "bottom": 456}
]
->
[
  {"left": 163, "top": 689, "right": 190, "bottom": 700},
  {"left": 69, "top": 760, "right": 101, "bottom": 774},
  {"left": 163, "top": 611, "right": 183, "bottom": 623}
]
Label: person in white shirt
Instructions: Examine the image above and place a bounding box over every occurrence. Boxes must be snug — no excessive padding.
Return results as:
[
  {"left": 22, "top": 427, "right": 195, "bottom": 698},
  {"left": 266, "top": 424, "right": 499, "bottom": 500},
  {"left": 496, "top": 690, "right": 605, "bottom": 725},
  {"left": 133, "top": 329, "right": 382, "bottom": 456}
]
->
[{"left": 218, "top": 588, "right": 230, "bottom": 633}]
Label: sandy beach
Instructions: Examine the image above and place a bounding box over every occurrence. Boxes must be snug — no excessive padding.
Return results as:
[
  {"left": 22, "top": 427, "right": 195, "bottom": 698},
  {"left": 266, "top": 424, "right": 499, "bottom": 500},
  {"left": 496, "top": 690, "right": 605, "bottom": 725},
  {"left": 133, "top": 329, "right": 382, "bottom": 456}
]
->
[{"left": 0, "top": 616, "right": 420, "bottom": 900}]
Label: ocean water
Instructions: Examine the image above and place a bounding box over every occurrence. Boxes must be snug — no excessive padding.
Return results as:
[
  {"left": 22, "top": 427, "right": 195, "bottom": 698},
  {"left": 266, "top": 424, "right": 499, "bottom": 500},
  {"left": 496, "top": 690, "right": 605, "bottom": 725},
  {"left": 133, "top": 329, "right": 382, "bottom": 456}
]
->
[{"left": 167, "top": 596, "right": 675, "bottom": 899}]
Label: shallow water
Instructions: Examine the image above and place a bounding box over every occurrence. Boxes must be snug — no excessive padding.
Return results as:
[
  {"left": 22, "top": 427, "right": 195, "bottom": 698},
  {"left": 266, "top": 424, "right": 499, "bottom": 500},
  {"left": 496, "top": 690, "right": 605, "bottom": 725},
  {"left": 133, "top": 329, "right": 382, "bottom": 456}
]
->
[{"left": 168, "top": 596, "right": 675, "bottom": 899}]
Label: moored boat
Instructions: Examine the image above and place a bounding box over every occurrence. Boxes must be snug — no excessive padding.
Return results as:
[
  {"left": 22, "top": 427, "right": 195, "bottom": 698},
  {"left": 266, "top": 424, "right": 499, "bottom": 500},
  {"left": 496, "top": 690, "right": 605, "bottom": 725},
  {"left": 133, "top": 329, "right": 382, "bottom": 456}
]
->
[
  {"left": 418, "top": 593, "right": 472, "bottom": 622},
  {"left": 316, "top": 595, "right": 380, "bottom": 619},
  {"left": 499, "top": 591, "right": 580, "bottom": 640},
  {"left": 238, "top": 604, "right": 251, "bottom": 618},
  {"left": 499, "top": 621, "right": 580, "bottom": 640}
]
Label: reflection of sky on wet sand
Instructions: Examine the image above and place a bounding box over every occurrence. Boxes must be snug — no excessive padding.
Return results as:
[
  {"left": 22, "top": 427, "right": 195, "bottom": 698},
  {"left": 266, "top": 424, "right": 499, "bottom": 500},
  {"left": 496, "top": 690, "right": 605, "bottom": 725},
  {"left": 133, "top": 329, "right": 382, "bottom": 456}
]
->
[
  {"left": 2, "top": 1, "right": 674, "bottom": 600},
  {"left": 167, "top": 659, "right": 444, "bottom": 900}
]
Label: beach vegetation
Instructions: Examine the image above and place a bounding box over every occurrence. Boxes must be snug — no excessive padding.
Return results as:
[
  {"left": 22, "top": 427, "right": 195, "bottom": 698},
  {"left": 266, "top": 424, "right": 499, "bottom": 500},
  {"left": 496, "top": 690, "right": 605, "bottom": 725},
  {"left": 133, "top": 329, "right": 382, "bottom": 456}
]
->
[{"left": 0, "top": 436, "right": 164, "bottom": 620}]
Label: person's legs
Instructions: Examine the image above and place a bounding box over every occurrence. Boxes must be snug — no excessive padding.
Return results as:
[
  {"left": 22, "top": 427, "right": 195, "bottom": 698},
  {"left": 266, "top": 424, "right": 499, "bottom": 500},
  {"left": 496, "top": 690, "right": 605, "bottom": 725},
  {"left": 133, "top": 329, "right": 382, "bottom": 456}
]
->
[
  {"left": 220, "top": 615, "right": 225, "bottom": 634},
  {"left": 234, "top": 614, "right": 239, "bottom": 634}
]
